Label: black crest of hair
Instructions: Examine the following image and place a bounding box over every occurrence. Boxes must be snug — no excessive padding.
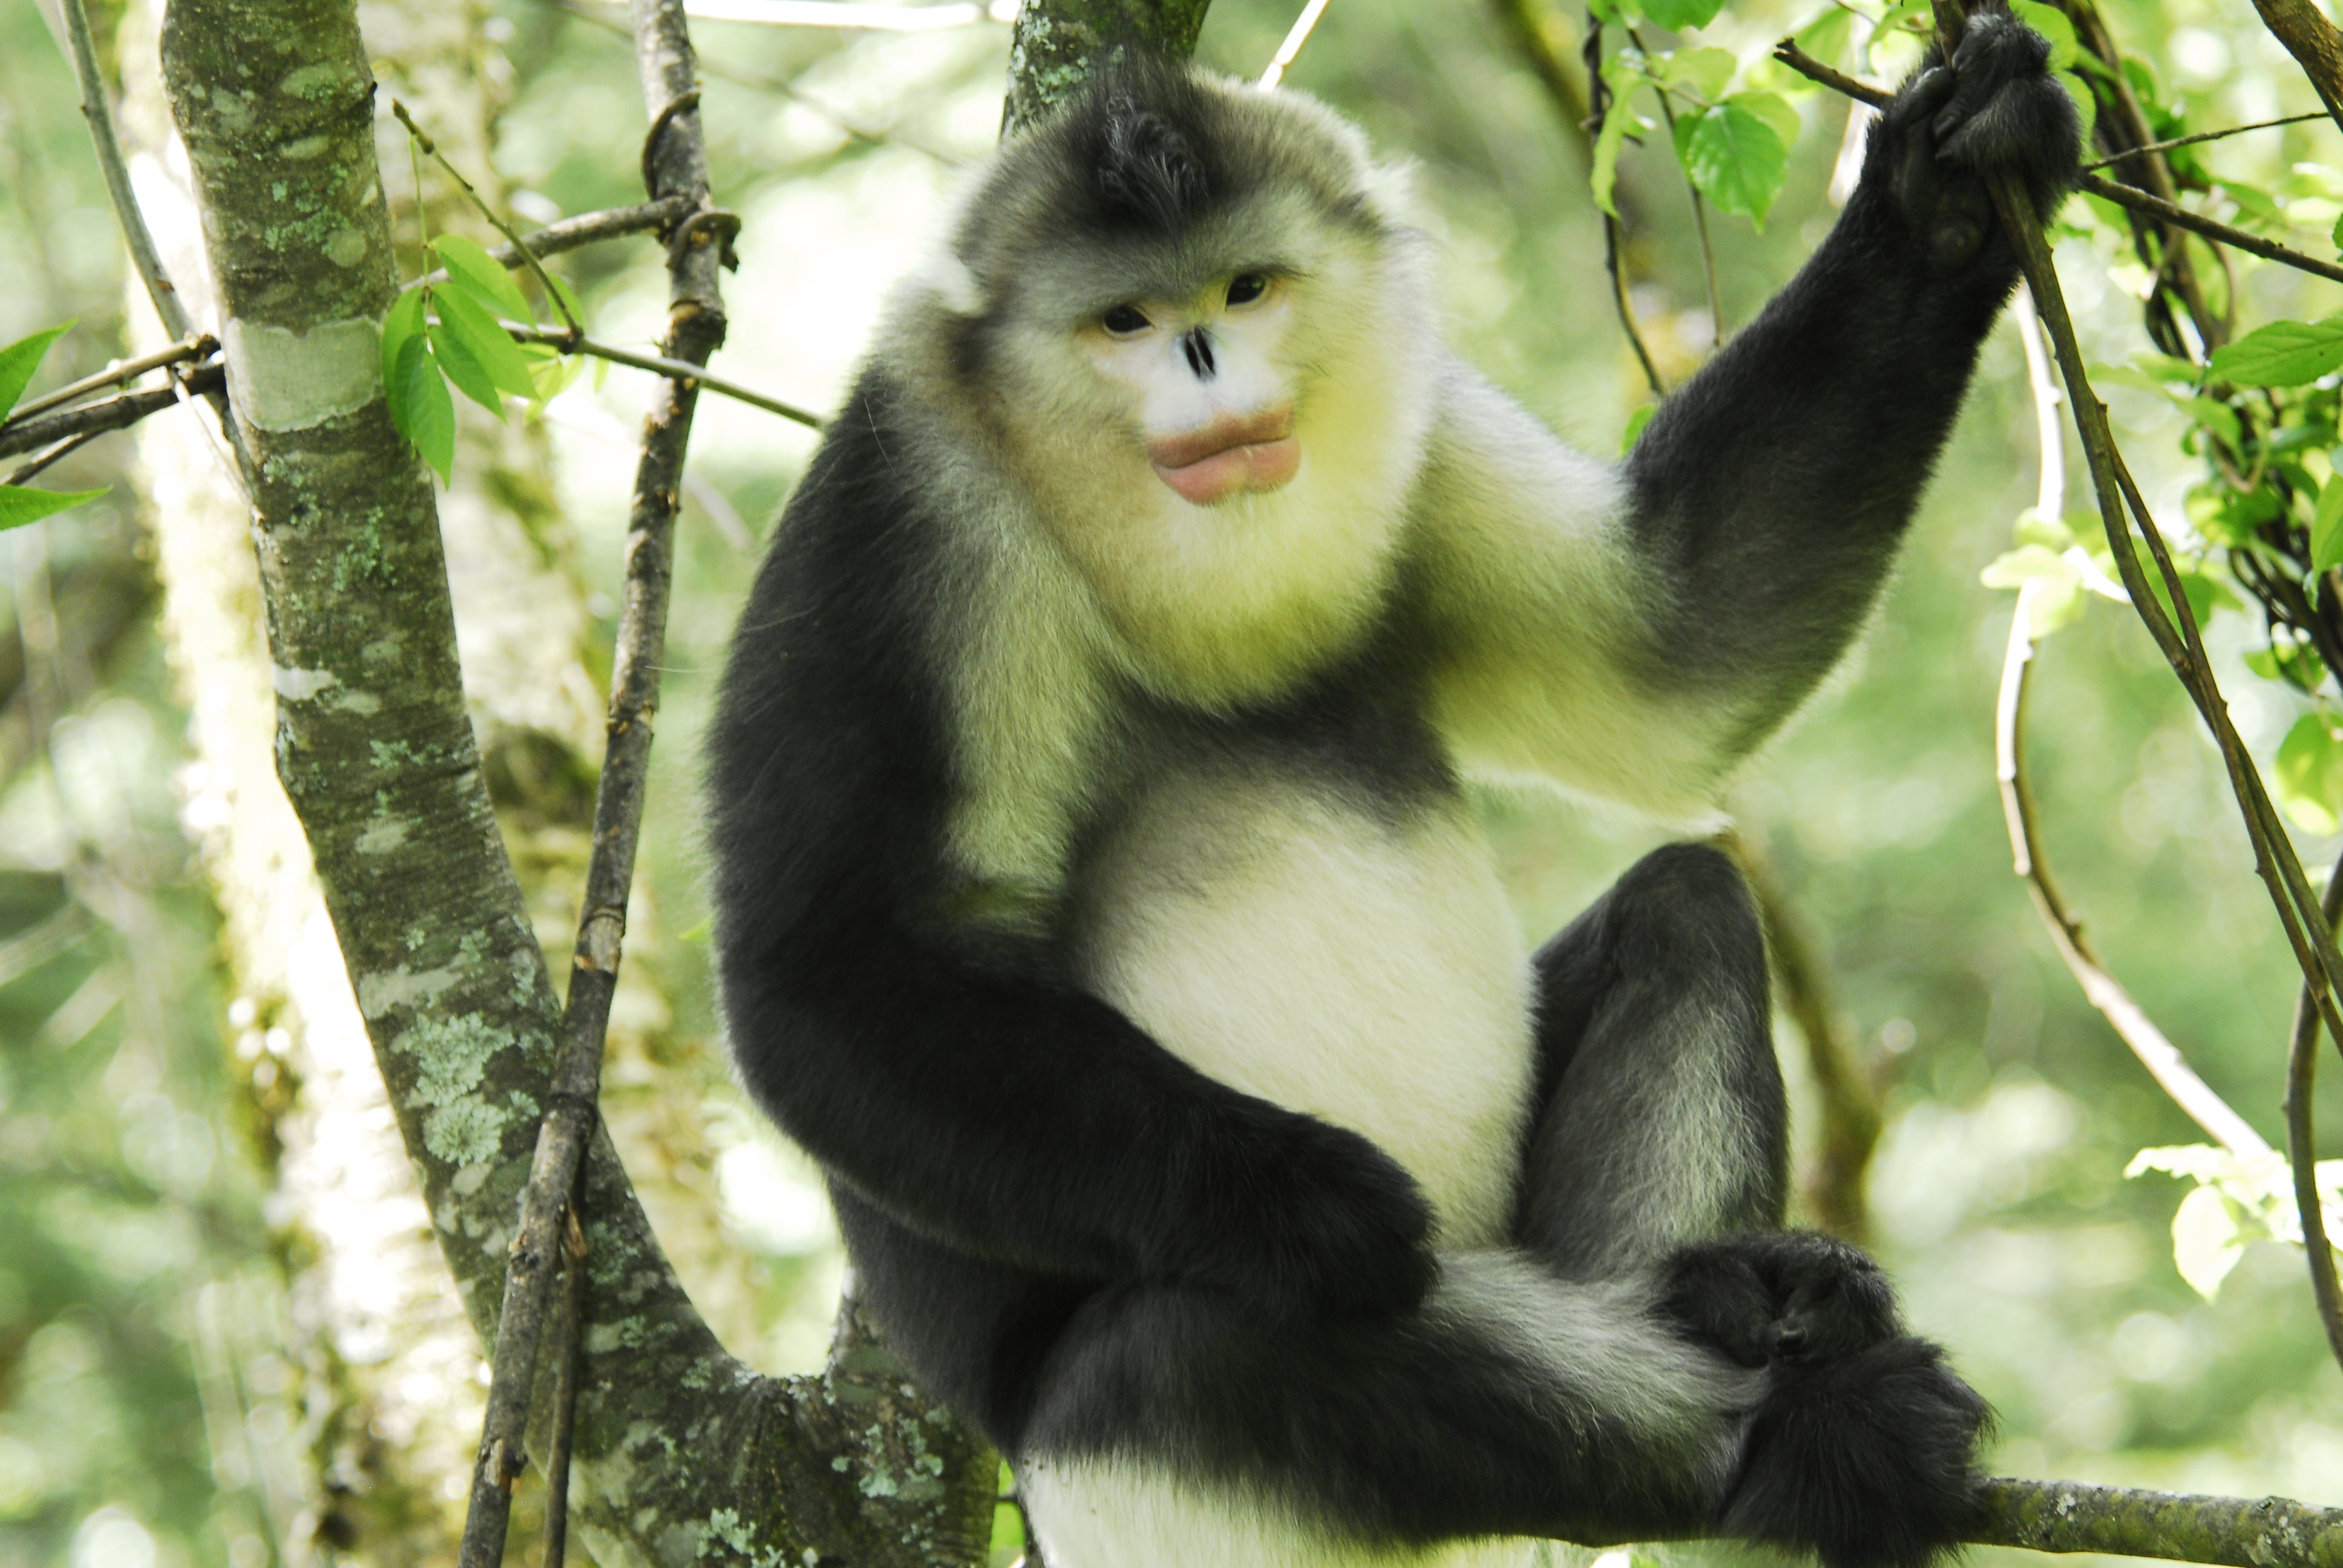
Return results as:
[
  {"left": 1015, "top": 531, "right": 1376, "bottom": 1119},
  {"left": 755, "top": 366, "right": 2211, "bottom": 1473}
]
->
[{"left": 1055, "top": 56, "right": 1227, "bottom": 236}]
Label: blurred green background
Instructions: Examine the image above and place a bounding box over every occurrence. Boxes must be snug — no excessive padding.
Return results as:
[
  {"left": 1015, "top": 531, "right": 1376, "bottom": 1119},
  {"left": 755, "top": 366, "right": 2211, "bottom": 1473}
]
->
[{"left": 3, "top": 0, "right": 2342, "bottom": 1563}]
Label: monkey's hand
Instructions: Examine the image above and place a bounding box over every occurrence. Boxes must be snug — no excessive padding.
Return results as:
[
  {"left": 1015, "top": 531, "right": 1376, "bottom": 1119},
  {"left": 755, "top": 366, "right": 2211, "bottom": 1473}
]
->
[
  {"left": 1659, "top": 1232, "right": 1990, "bottom": 1568},
  {"left": 1657, "top": 1230, "right": 1899, "bottom": 1368},
  {"left": 1866, "top": 8, "right": 2081, "bottom": 273},
  {"left": 1159, "top": 1109, "right": 1437, "bottom": 1322}
]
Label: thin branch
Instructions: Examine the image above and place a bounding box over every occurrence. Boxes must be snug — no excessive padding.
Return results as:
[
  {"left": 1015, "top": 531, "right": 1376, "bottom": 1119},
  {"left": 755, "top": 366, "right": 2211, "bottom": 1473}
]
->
[
  {"left": 2082, "top": 110, "right": 2327, "bottom": 170},
  {"left": 1774, "top": 41, "right": 2343, "bottom": 293},
  {"left": 389, "top": 98, "right": 584, "bottom": 342},
  {"left": 453, "top": 0, "right": 730, "bottom": 1558},
  {"left": 59, "top": 0, "right": 191, "bottom": 340},
  {"left": 2283, "top": 851, "right": 2343, "bottom": 1374},
  {"left": 1996, "top": 583, "right": 2275, "bottom": 1157},
  {"left": 6, "top": 334, "right": 215, "bottom": 423},
  {"left": 503, "top": 322, "right": 824, "bottom": 428},
  {"left": 4, "top": 431, "right": 106, "bottom": 489},
  {"left": 541, "top": 1208, "right": 588, "bottom": 1568},
  {"left": 1259, "top": 0, "right": 1333, "bottom": 87},
  {"left": 0, "top": 362, "right": 226, "bottom": 460},
  {"left": 1629, "top": 25, "right": 1722, "bottom": 342},
  {"left": 1973, "top": 1476, "right": 2343, "bottom": 1565},
  {"left": 1993, "top": 285, "right": 2272, "bottom": 1157},
  {"left": 1587, "top": 19, "right": 1667, "bottom": 399},
  {"left": 2080, "top": 174, "right": 2343, "bottom": 289}
]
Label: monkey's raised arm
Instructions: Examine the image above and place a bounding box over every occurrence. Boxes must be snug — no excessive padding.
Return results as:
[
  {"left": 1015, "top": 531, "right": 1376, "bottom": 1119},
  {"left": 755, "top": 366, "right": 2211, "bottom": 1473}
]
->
[
  {"left": 1426, "top": 14, "right": 2076, "bottom": 805},
  {"left": 706, "top": 387, "right": 1435, "bottom": 1320}
]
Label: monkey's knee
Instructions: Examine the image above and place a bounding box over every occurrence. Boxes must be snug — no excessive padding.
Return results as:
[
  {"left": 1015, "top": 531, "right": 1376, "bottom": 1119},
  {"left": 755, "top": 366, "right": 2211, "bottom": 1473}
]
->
[{"left": 1601, "top": 842, "right": 1766, "bottom": 983}]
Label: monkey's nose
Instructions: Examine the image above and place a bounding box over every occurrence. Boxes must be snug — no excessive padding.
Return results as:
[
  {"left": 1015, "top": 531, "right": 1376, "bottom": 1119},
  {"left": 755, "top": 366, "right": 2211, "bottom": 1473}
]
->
[{"left": 1180, "top": 328, "right": 1217, "bottom": 381}]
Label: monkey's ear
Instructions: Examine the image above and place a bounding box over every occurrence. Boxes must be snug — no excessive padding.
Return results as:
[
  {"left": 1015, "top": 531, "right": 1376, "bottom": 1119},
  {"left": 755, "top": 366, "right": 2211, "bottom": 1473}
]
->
[{"left": 913, "top": 250, "right": 987, "bottom": 318}]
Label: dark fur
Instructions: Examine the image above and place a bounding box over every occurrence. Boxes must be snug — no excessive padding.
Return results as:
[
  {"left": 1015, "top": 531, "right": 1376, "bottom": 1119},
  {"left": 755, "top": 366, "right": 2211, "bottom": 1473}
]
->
[{"left": 709, "top": 25, "right": 2069, "bottom": 1566}]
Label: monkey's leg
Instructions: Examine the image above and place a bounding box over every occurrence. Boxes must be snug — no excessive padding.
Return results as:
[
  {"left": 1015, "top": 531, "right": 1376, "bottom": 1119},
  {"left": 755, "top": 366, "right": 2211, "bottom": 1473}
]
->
[
  {"left": 1518, "top": 843, "right": 1989, "bottom": 1568},
  {"left": 1516, "top": 841, "right": 1786, "bottom": 1276},
  {"left": 1015, "top": 1256, "right": 1757, "bottom": 1568}
]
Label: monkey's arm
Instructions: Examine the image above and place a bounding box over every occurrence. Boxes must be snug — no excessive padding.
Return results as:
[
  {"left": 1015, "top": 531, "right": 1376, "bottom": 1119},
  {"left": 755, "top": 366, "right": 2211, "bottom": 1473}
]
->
[
  {"left": 1424, "top": 14, "right": 2076, "bottom": 805},
  {"left": 705, "top": 385, "right": 1433, "bottom": 1319}
]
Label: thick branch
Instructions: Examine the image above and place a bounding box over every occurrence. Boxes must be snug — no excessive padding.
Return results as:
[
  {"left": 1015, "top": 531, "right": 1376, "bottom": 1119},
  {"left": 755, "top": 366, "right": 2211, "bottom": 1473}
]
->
[{"left": 1974, "top": 1478, "right": 2343, "bottom": 1566}]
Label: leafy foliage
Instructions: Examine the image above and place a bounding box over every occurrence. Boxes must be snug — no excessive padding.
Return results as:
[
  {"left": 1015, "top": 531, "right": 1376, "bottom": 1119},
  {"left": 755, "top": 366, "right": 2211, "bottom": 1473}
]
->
[{"left": 2128, "top": 1146, "right": 2343, "bottom": 1299}]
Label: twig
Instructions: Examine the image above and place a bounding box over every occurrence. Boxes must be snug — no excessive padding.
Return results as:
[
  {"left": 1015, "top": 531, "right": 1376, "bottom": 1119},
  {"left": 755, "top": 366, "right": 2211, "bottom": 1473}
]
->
[
  {"left": 502, "top": 322, "right": 824, "bottom": 428},
  {"left": 1587, "top": 19, "right": 1666, "bottom": 399},
  {"left": 1993, "top": 285, "right": 2270, "bottom": 1157},
  {"left": 452, "top": 0, "right": 729, "bottom": 1560},
  {"left": 542, "top": 1207, "right": 588, "bottom": 1568},
  {"left": 1772, "top": 40, "right": 2343, "bottom": 292},
  {"left": 401, "top": 198, "right": 692, "bottom": 293},
  {"left": 1996, "top": 570, "right": 2275, "bottom": 1157},
  {"left": 2284, "top": 852, "right": 2343, "bottom": 1374},
  {"left": 4, "top": 431, "right": 106, "bottom": 489},
  {"left": 2082, "top": 110, "right": 2327, "bottom": 169},
  {"left": 1630, "top": 25, "right": 1721, "bottom": 343},
  {"left": 59, "top": 0, "right": 191, "bottom": 340},
  {"left": 1973, "top": 1476, "right": 2343, "bottom": 1565},
  {"left": 388, "top": 98, "right": 585, "bottom": 343},
  {"left": 0, "top": 362, "right": 226, "bottom": 460},
  {"left": 6, "top": 335, "right": 215, "bottom": 424},
  {"left": 1260, "top": 0, "right": 1333, "bottom": 87},
  {"left": 2079, "top": 174, "right": 2343, "bottom": 289}
]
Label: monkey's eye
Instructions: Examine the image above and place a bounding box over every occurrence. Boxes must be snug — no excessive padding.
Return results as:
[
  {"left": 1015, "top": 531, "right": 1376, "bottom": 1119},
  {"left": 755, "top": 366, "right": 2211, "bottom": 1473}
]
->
[
  {"left": 1227, "top": 273, "right": 1270, "bottom": 306},
  {"left": 1101, "top": 304, "right": 1153, "bottom": 336}
]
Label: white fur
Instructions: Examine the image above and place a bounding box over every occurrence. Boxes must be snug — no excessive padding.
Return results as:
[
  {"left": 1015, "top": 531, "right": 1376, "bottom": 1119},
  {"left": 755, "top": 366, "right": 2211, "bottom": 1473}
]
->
[{"left": 1078, "top": 768, "right": 1535, "bottom": 1244}]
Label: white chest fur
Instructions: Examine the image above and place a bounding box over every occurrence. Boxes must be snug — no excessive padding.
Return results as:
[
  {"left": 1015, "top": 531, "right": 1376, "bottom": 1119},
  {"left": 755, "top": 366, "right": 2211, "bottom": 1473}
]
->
[{"left": 1076, "top": 767, "right": 1537, "bottom": 1247}]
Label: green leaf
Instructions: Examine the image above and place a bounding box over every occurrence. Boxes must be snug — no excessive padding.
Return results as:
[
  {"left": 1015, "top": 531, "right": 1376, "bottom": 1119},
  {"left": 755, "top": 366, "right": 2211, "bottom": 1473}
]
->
[
  {"left": 2277, "top": 711, "right": 2343, "bottom": 834},
  {"left": 0, "top": 321, "right": 74, "bottom": 420},
  {"left": 0, "top": 483, "right": 106, "bottom": 532},
  {"left": 1734, "top": 90, "right": 1801, "bottom": 150},
  {"left": 2008, "top": 0, "right": 2077, "bottom": 69},
  {"left": 1677, "top": 100, "right": 1790, "bottom": 227},
  {"left": 1657, "top": 46, "right": 1735, "bottom": 100},
  {"left": 381, "top": 289, "right": 426, "bottom": 403},
  {"left": 431, "top": 283, "right": 539, "bottom": 405},
  {"left": 2209, "top": 317, "right": 2343, "bottom": 387},
  {"left": 432, "top": 234, "right": 531, "bottom": 321},
  {"left": 387, "top": 334, "right": 456, "bottom": 484},
  {"left": 2171, "top": 1183, "right": 2247, "bottom": 1299},
  {"left": 1640, "top": 0, "right": 1724, "bottom": 30},
  {"left": 2315, "top": 472, "right": 2343, "bottom": 571}
]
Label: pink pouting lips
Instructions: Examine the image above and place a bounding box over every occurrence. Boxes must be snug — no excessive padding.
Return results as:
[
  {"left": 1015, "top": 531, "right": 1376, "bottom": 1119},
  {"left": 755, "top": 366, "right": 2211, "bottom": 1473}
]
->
[{"left": 1147, "top": 404, "right": 1300, "bottom": 506}]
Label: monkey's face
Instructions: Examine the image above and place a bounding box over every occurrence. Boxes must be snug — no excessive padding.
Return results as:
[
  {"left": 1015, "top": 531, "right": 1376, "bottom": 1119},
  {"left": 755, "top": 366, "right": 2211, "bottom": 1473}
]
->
[{"left": 1078, "top": 269, "right": 1300, "bottom": 508}]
